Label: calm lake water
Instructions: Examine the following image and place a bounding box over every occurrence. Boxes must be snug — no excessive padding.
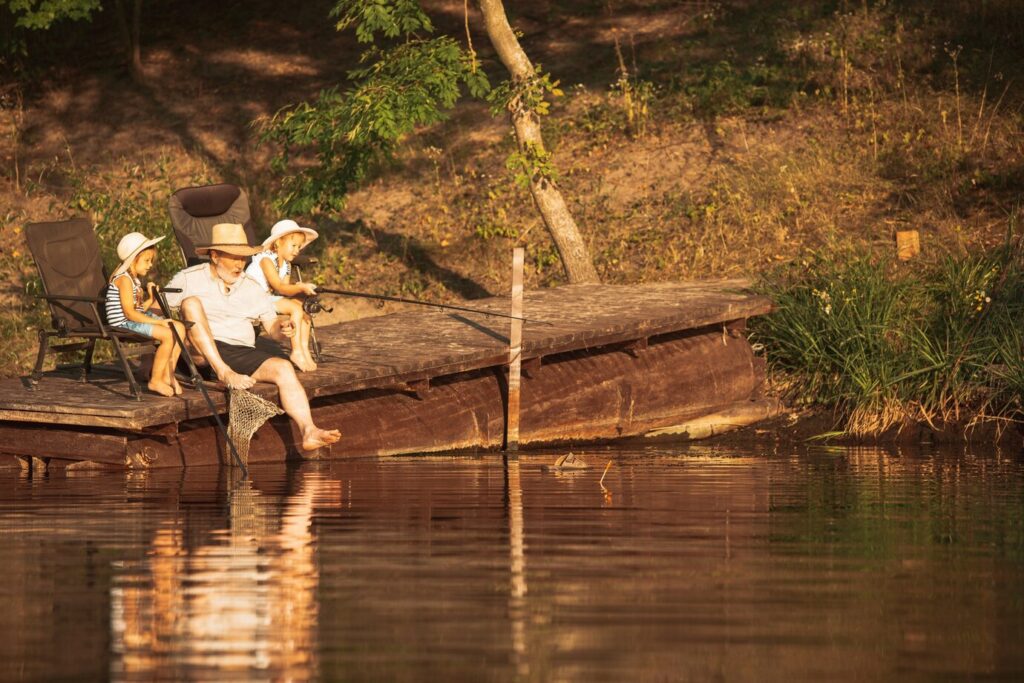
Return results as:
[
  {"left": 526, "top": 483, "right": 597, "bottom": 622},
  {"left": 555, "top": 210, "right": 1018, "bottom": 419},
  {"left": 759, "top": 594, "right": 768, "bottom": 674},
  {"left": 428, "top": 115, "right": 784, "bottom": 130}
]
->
[{"left": 1, "top": 444, "right": 1023, "bottom": 681}]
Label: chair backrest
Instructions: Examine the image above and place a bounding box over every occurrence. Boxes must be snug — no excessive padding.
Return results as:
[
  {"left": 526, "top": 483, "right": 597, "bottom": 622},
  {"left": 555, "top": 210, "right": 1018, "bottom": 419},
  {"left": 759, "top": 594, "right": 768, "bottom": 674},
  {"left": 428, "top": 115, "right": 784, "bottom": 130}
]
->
[
  {"left": 168, "top": 183, "right": 255, "bottom": 266},
  {"left": 24, "top": 218, "right": 107, "bottom": 332}
]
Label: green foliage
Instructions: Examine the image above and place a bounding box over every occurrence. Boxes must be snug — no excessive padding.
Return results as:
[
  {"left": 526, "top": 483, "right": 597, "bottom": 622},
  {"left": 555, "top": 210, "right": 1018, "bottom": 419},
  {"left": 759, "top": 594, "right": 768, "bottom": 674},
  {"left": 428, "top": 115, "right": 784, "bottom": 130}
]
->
[
  {"left": 259, "top": 1, "right": 488, "bottom": 215},
  {"left": 685, "top": 59, "right": 782, "bottom": 117},
  {"left": 3, "top": 0, "right": 98, "bottom": 30},
  {"left": 0, "top": 0, "right": 99, "bottom": 56},
  {"left": 505, "top": 141, "right": 557, "bottom": 188},
  {"left": 331, "top": 0, "right": 432, "bottom": 43},
  {"left": 752, "top": 239, "right": 1024, "bottom": 436},
  {"left": 486, "top": 65, "right": 563, "bottom": 117},
  {"left": 67, "top": 157, "right": 212, "bottom": 279},
  {"left": 612, "top": 73, "right": 653, "bottom": 138}
]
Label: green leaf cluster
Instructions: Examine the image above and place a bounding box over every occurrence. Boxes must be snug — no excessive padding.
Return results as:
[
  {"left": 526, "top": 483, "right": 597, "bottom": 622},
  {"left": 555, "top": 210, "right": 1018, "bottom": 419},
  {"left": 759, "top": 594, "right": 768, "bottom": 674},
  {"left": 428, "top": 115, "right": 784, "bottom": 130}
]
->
[
  {"left": 3, "top": 0, "right": 98, "bottom": 30},
  {"left": 487, "top": 64, "right": 563, "bottom": 117},
  {"left": 259, "top": 1, "right": 488, "bottom": 214},
  {"left": 505, "top": 141, "right": 557, "bottom": 188},
  {"left": 1, "top": 0, "right": 100, "bottom": 56},
  {"left": 331, "top": 0, "right": 432, "bottom": 43}
]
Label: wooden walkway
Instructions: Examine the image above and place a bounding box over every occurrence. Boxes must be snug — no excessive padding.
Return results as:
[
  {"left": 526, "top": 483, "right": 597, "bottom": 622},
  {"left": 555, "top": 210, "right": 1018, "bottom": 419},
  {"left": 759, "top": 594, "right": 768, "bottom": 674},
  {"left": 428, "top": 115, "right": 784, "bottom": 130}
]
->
[{"left": 0, "top": 280, "right": 771, "bottom": 435}]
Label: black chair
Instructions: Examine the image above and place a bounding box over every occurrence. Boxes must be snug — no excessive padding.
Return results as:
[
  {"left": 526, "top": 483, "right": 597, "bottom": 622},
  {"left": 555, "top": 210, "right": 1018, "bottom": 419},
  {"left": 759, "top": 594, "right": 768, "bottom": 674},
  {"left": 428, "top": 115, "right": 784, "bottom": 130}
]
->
[
  {"left": 168, "top": 183, "right": 255, "bottom": 266},
  {"left": 23, "top": 218, "right": 156, "bottom": 400}
]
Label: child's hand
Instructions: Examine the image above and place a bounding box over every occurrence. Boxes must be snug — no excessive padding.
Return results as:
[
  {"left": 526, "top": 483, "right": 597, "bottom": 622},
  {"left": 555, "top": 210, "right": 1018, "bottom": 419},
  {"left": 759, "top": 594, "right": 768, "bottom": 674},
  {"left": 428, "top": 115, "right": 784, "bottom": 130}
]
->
[
  {"left": 279, "top": 319, "right": 297, "bottom": 338},
  {"left": 299, "top": 282, "right": 317, "bottom": 296}
]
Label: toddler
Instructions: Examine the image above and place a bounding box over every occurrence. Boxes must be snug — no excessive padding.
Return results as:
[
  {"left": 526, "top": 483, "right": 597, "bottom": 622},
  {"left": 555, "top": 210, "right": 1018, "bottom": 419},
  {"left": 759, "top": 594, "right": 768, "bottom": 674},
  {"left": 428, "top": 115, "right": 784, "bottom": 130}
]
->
[
  {"left": 105, "top": 232, "right": 187, "bottom": 397},
  {"left": 246, "top": 219, "right": 319, "bottom": 371}
]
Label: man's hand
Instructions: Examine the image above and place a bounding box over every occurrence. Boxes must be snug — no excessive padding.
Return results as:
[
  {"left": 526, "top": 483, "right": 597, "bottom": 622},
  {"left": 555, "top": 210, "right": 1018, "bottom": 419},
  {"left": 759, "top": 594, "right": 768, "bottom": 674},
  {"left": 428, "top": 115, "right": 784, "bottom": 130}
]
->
[{"left": 279, "top": 319, "right": 297, "bottom": 338}]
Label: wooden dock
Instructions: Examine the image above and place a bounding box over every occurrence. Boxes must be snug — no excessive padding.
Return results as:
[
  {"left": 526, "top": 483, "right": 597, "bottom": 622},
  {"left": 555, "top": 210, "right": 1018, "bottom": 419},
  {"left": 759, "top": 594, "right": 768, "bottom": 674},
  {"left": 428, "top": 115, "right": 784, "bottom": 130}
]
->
[{"left": 0, "top": 280, "right": 773, "bottom": 468}]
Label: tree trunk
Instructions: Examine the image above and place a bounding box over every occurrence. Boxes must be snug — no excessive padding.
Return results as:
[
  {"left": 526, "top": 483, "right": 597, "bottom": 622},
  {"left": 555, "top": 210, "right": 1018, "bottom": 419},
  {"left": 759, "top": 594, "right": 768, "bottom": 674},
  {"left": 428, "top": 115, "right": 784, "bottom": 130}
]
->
[
  {"left": 131, "top": 0, "right": 143, "bottom": 78},
  {"left": 112, "top": 0, "right": 144, "bottom": 81},
  {"left": 477, "top": 0, "right": 599, "bottom": 284}
]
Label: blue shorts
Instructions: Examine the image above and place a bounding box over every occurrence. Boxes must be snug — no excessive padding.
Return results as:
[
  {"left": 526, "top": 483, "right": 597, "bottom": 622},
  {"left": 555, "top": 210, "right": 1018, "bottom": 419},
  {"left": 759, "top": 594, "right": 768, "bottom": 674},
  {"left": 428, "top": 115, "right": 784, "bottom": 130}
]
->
[{"left": 117, "top": 311, "right": 161, "bottom": 337}]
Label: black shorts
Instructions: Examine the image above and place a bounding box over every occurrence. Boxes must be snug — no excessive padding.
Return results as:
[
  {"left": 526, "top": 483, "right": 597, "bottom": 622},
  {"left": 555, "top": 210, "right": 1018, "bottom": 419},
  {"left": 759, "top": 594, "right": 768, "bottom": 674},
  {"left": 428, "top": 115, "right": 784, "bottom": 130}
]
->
[{"left": 206, "top": 337, "right": 290, "bottom": 378}]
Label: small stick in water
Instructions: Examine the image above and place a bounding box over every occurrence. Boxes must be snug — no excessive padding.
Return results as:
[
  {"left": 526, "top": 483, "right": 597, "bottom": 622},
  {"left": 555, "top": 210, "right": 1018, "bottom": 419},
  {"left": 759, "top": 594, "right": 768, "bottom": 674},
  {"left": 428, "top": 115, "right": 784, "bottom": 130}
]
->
[{"left": 599, "top": 460, "right": 613, "bottom": 500}]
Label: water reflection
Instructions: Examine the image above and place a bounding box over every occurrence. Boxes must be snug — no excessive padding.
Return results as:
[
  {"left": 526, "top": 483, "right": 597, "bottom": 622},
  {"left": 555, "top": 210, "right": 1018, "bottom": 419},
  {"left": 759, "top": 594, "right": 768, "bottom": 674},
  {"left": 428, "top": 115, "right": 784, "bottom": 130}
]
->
[
  {"left": 109, "top": 470, "right": 340, "bottom": 681},
  {"left": 0, "top": 445, "right": 1022, "bottom": 681},
  {"left": 505, "top": 455, "right": 528, "bottom": 678}
]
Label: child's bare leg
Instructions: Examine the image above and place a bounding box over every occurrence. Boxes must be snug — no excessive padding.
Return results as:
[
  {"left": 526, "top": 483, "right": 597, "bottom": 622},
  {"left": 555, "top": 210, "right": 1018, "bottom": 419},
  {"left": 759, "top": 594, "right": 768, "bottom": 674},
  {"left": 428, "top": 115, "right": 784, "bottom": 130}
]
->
[
  {"left": 166, "top": 321, "right": 186, "bottom": 394},
  {"left": 148, "top": 326, "right": 175, "bottom": 397},
  {"left": 276, "top": 298, "right": 316, "bottom": 371},
  {"left": 299, "top": 313, "right": 317, "bottom": 370}
]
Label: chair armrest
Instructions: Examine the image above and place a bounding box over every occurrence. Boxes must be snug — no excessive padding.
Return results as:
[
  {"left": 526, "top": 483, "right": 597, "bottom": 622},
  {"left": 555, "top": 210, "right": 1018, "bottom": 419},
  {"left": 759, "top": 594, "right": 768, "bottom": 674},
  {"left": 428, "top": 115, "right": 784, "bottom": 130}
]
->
[
  {"left": 292, "top": 254, "right": 318, "bottom": 267},
  {"left": 37, "top": 292, "right": 105, "bottom": 303}
]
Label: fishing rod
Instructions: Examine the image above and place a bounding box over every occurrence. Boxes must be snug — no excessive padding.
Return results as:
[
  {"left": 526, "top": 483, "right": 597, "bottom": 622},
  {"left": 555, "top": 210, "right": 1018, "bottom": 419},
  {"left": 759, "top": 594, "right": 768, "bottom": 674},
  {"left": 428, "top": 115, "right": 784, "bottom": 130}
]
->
[
  {"left": 314, "top": 287, "right": 551, "bottom": 325},
  {"left": 154, "top": 287, "right": 249, "bottom": 477}
]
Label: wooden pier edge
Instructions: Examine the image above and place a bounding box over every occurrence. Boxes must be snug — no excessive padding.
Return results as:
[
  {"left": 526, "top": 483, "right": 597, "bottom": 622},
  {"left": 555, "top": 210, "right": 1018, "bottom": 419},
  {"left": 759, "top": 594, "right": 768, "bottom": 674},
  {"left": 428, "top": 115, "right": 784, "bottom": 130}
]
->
[
  {"left": 0, "top": 325, "right": 768, "bottom": 469},
  {"left": 0, "top": 281, "right": 776, "bottom": 469}
]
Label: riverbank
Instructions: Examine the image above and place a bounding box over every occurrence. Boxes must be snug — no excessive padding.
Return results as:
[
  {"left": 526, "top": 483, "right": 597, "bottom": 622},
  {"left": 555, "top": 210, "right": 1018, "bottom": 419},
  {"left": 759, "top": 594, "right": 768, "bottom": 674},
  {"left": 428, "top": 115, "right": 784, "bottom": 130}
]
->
[
  {"left": 1, "top": 1, "right": 1022, "bottom": 440},
  {"left": 715, "top": 406, "right": 1024, "bottom": 449}
]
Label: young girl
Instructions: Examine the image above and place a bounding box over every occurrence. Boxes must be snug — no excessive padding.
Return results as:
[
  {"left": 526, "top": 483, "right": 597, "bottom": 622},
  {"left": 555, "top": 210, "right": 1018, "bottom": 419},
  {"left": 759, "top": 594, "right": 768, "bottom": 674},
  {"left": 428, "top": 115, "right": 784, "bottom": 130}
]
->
[
  {"left": 245, "top": 219, "right": 319, "bottom": 372},
  {"left": 105, "top": 232, "right": 188, "bottom": 397}
]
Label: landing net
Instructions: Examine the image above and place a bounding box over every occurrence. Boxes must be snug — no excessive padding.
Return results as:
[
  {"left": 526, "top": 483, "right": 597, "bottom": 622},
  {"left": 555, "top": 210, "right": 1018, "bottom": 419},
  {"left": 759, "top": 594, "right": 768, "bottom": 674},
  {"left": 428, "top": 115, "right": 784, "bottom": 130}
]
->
[{"left": 227, "top": 387, "right": 284, "bottom": 466}]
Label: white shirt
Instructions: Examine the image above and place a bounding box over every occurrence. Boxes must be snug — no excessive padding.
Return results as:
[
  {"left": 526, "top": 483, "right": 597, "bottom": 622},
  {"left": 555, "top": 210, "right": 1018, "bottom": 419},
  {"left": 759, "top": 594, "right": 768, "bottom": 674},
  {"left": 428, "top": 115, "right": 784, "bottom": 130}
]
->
[
  {"left": 245, "top": 250, "right": 291, "bottom": 300},
  {"left": 164, "top": 263, "right": 277, "bottom": 347}
]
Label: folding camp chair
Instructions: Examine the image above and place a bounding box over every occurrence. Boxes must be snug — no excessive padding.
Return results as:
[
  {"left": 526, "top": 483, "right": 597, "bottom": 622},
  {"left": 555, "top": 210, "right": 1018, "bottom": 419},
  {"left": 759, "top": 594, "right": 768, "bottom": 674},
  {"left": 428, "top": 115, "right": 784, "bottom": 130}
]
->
[
  {"left": 168, "top": 183, "right": 324, "bottom": 361},
  {"left": 23, "top": 218, "right": 156, "bottom": 400},
  {"left": 168, "top": 183, "right": 255, "bottom": 266}
]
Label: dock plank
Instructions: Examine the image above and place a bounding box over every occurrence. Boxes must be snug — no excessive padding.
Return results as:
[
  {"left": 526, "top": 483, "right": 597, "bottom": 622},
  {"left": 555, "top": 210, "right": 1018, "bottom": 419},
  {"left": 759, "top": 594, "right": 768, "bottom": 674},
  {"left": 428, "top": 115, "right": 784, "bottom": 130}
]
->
[{"left": 0, "top": 281, "right": 771, "bottom": 430}]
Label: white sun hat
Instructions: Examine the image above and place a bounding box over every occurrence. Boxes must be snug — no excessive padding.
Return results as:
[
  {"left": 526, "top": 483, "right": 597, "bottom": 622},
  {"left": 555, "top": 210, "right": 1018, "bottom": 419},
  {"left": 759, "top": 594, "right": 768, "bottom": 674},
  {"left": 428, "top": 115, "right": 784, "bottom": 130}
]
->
[
  {"left": 112, "top": 232, "right": 166, "bottom": 278},
  {"left": 261, "top": 219, "right": 318, "bottom": 250}
]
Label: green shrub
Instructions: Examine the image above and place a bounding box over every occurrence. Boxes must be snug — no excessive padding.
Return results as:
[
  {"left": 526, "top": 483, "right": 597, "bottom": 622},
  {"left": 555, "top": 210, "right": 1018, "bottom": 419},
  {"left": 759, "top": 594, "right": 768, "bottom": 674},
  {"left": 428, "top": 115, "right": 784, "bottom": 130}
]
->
[{"left": 752, "top": 239, "right": 1024, "bottom": 436}]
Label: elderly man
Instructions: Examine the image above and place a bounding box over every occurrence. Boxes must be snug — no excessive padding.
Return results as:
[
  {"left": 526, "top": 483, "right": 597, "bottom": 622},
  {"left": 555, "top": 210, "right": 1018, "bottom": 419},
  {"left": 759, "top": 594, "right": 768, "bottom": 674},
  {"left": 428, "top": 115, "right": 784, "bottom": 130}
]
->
[{"left": 164, "top": 223, "right": 340, "bottom": 452}]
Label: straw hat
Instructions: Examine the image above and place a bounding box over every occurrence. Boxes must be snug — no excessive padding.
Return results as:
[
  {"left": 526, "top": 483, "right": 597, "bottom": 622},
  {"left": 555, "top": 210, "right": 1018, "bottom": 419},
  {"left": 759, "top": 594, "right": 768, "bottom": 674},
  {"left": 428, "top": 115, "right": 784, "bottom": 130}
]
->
[
  {"left": 196, "top": 223, "right": 262, "bottom": 257},
  {"left": 112, "top": 232, "right": 166, "bottom": 278},
  {"left": 261, "top": 219, "right": 318, "bottom": 250}
]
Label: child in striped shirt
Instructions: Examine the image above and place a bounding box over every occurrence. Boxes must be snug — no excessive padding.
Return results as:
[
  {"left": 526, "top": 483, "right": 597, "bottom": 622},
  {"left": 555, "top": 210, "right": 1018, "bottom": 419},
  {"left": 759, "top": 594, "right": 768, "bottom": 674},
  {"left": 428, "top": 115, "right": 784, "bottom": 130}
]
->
[{"left": 105, "top": 232, "right": 187, "bottom": 397}]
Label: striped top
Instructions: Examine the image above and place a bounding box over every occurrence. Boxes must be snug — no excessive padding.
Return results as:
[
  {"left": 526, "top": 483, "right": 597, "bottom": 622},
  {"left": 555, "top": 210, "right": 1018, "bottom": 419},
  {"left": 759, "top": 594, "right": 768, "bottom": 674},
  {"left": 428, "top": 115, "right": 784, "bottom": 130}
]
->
[
  {"left": 245, "top": 250, "right": 291, "bottom": 296},
  {"left": 105, "top": 273, "right": 144, "bottom": 327}
]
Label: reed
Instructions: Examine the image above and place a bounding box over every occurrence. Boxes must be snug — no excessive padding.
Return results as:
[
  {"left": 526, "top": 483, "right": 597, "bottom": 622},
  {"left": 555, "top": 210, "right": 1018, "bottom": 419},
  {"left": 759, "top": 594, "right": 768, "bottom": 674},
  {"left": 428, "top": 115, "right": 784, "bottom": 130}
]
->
[{"left": 752, "top": 235, "right": 1024, "bottom": 437}]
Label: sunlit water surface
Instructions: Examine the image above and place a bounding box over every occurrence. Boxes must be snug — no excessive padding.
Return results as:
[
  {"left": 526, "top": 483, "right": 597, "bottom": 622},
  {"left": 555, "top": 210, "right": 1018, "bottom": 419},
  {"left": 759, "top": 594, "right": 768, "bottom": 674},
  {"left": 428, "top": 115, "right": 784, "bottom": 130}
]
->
[{"left": 1, "top": 444, "right": 1023, "bottom": 681}]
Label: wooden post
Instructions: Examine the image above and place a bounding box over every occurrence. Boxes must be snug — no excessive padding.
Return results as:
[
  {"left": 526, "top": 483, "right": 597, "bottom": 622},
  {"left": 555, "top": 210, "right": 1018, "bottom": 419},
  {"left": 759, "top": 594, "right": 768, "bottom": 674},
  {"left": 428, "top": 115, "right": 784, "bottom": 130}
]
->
[
  {"left": 896, "top": 229, "right": 920, "bottom": 261},
  {"left": 506, "top": 248, "right": 525, "bottom": 450}
]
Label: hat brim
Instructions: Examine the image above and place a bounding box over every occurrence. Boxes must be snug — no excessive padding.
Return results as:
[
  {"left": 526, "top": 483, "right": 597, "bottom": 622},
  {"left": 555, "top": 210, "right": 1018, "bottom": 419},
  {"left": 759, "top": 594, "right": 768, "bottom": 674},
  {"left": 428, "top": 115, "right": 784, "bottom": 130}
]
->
[
  {"left": 262, "top": 227, "right": 319, "bottom": 250},
  {"left": 196, "top": 244, "right": 263, "bottom": 257},
  {"left": 112, "top": 235, "right": 166, "bottom": 278}
]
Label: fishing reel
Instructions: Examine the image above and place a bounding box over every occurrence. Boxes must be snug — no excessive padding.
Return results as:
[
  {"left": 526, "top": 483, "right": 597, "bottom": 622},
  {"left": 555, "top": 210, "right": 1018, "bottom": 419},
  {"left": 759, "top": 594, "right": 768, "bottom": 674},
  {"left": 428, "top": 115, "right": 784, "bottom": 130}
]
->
[{"left": 303, "top": 296, "right": 333, "bottom": 316}]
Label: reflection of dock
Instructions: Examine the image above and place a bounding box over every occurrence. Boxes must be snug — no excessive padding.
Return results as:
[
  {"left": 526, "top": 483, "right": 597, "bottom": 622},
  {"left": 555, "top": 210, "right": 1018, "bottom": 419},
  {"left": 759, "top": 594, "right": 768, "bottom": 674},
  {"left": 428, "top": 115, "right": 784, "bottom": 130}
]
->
[{"left": 0, "top": 281, "right": 772, "bottom": 467}]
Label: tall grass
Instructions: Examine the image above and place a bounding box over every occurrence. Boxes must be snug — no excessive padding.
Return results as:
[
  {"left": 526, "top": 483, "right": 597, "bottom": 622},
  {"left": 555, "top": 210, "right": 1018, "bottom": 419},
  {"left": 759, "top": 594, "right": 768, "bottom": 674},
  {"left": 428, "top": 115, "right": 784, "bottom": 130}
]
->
[{"left": 752, "top": 236, "right": 1024, "bottom": 436}]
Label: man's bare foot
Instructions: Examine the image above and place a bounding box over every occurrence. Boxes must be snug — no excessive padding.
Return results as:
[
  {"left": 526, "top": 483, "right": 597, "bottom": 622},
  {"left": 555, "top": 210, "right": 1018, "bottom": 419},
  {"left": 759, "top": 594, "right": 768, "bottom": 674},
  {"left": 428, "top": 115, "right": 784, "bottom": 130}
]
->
[
  {"left": 170, "top": 378, "right": 184, "bottom": 395},
  {"left": 148, "top": 380, "right": 175, "bottom": 397},
  {"left": 219, "top": 369, "right": 255, "bottom": 390},
  {"left": 291, "top": 351, "right": 317, "bottom": 372},
  {"left": 301, "top": 427, "right": 341, "bottom": 451}
]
